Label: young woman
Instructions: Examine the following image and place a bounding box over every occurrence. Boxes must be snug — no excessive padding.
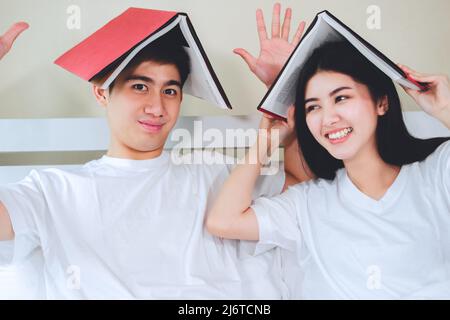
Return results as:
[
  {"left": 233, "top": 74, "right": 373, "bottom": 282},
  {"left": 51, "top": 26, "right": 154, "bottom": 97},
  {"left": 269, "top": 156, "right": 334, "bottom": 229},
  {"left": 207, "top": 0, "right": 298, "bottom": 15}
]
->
[{"left": 207, "top": 41, "right": 450, "bottom": 299}]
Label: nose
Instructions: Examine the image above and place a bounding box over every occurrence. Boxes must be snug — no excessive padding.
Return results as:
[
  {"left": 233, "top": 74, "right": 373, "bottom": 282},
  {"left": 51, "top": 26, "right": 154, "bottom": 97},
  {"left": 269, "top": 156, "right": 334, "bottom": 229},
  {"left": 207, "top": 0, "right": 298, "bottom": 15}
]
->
[
  {"left": 144, "top": 91, "right": 166, "bottom": 117},
  {"left": 322, "top": 105, "right": 340, "bottom": 127}
]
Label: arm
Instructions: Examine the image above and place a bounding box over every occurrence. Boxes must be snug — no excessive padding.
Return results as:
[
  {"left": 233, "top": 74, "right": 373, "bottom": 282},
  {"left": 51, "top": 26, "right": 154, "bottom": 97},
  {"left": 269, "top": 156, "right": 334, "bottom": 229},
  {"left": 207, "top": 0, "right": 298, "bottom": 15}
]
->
[
  {"left": 0, "top": 202, "right": 14, "bottom": 241},
  {"left": 206, "top": 113, "right": 293, "bottom": 241},
  {"left": 282, "top": 131, "right": 315, "bottom": 190},
  {"left": 0, "top": 23, "right": 29, "bottom": 240},
  {"left": 234, "top": 4, "right": 310, "bottom": 189},
  {"left": 398, "top": 64, "right": 450, "bottom": 129}
]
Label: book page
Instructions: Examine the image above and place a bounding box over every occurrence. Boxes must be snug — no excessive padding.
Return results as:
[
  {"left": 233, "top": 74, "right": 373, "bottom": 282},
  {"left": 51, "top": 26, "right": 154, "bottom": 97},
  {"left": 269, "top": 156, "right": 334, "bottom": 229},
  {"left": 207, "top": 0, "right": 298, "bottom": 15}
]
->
[
  {"left": 178, "top": 16, "right": 227, "bottom": 108},
  {"left": 322, "top": 14, "right": 421, "bottom": 91},
  {"left": 100, "top": 15, "right": 228, "bottom": 109}
]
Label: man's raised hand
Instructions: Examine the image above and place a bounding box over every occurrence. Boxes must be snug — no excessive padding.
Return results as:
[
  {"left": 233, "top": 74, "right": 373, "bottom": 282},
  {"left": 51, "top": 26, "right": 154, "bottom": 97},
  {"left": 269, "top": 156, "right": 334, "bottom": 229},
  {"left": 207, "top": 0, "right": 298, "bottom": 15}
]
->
[{"left": 0, "top": 22, "right": 29, "bottom": 60}]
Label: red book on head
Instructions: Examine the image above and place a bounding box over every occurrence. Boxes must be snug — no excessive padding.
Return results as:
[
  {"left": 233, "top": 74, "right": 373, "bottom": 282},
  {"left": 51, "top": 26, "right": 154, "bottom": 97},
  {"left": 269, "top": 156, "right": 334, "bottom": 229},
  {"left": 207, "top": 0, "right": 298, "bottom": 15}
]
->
[
  {"left": 55, "top": 7, "right": 231, "bottom": 109},
  {"left": 55, "top": 8, "right": 177, "bottom": 82}
]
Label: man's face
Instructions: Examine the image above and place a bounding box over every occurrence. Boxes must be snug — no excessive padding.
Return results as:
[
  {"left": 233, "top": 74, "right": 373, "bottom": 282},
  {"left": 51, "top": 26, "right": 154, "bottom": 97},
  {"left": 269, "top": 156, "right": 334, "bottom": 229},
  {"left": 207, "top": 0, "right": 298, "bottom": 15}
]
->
[{"left": 94, "top": 60, "right": 183, "bottom": 159}]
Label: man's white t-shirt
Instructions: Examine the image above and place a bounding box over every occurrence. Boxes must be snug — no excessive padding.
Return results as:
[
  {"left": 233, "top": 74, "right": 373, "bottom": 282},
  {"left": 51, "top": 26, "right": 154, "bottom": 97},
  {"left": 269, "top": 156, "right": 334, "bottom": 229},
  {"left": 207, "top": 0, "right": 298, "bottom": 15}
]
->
[
  {"left": 0, "top": 151, "right": 286, "bottom": 299},
  {"left": 252, "top": 141, "right": 450, "bottom": 299}
]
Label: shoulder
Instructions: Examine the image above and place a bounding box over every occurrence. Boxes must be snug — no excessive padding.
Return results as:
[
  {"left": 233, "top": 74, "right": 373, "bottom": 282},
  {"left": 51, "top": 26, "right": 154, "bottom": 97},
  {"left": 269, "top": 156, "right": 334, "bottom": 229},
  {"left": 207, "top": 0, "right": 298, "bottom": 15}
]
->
[
  {"left": 291, "top": 170, "right": 339, "bottom": 192},
  {"left": 0, "top": 166, "right": 90, "bottom": 200},
  {"left": 416, "top": 140, "right": 450, "bottom": 173},
  {"left": 26, "top": 163, "right": 96, "bottom": 187},
  {"left": 431, "top": 139, "right": 450, "bottom": 161},
  {"left": 279, "top": 170, "right": 340, "bottom": 205},
  {"left": 401, "top": 140, "right": 449, "bottom": 191},
  {"left": 170, "top": 150, "right": 232, "bottom": 176}
]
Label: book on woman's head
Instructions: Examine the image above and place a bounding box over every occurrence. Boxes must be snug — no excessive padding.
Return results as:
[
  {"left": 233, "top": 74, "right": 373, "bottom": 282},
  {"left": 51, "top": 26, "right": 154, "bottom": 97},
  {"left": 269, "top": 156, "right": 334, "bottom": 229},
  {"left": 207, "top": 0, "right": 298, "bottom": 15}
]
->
[{"left": 259, "top": 10, "right": 428, "bottom": 120}]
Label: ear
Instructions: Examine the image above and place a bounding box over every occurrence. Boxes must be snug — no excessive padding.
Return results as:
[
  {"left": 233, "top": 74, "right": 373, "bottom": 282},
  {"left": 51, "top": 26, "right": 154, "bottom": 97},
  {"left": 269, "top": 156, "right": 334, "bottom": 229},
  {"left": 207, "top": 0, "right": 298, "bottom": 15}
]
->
[
  {"left": 376, "top": 95, "right": 389, "bottom": 116},
  {"left": 92, "top": 84, "right": 109, "bottom": 108}
]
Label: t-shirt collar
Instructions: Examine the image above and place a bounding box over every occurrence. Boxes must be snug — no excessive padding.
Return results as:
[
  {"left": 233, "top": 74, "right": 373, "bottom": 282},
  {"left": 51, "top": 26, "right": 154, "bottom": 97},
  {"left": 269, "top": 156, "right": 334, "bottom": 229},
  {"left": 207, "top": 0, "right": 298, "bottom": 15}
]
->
[
  {"left": 99, "top": 151, "right": 170, "bottom": 169},
  {"left": 337, "top": 164, "right": 409, "bottom": 213}
]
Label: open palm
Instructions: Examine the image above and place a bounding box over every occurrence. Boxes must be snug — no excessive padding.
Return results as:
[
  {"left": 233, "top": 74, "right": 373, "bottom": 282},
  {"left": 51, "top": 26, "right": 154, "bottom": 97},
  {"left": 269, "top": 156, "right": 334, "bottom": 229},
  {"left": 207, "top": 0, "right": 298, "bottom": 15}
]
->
[
  {"left": 234, "top": 3, "right": 306, "bottom": 87},
  {"left": 0, "top": 22, "right": 29, "bottom": 60}
]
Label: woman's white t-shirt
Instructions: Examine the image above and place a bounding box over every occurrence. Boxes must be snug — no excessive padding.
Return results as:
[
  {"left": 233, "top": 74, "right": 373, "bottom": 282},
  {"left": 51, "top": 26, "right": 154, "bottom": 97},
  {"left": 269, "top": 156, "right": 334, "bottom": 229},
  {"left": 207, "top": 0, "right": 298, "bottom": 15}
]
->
[
  {"left": 252, "top": 141, "right": 450, "bottom": 299},
  {"left": 0, "top": 151, "right": 286, "bottom": 299}
]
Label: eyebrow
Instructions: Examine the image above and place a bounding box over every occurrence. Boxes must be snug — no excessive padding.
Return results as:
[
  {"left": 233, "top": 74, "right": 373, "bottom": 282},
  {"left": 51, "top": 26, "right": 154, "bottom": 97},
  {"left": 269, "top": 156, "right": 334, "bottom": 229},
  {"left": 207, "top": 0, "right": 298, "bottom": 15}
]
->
[
  {"left": 304, "top": 86, "right": 352, "bottom": 105},
  {"left": 125, "top": 75, "right": 182, "bottom": 88}
]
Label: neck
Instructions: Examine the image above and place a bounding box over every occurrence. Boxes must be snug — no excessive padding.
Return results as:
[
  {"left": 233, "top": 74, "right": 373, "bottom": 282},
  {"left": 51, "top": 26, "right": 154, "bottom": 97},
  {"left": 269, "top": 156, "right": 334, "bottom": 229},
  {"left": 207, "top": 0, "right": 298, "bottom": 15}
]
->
[
  {"left": 283, "top": 134, "right": 314, "bottom": 186},
  {"left": 107, "top": 139, "right": 164, "bottom": 160},
  {"left": 343, "top": 143, "right": 400, "bottom": 201}
]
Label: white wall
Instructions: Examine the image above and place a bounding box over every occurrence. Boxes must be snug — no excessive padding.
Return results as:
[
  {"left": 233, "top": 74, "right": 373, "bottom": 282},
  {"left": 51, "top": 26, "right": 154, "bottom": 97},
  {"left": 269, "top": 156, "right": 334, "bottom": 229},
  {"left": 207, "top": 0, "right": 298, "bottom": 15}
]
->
[
  {"left": 0, "top": 0, "right": 449, "bottom": 166},
  {"left": 0, "top": 0, "right": 449, "bottom": 119}
]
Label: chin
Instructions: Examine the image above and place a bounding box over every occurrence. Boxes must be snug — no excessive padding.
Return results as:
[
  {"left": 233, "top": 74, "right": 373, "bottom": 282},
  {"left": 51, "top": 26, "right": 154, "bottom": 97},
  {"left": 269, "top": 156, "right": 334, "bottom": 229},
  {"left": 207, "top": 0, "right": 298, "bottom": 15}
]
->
[
  {"left": 129, "top": 139, "right": 163, "bottom": 152},
  {"left": 325, "top": 146, "right": 358, "bottom": 161},
  {"left": 329, "top": 153, "right": 352, "bottom": 161},
  {"left": 140, "top": 144, "right": 165, "bottom": 152}
]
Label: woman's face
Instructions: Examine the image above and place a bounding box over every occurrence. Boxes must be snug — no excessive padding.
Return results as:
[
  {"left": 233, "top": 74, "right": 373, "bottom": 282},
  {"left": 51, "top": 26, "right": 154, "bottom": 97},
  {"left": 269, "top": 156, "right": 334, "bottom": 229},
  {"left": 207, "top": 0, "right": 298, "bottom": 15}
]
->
[{"left": 304, "top": 71, "right": 388, "bottom": 161}]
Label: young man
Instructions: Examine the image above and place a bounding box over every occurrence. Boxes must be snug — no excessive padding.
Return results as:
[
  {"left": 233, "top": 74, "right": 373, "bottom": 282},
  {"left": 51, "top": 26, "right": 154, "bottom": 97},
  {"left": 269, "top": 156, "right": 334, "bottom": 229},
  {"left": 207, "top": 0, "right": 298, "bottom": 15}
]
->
[{"left": 0, "top": 4, "right": 306, "bottom": 299}]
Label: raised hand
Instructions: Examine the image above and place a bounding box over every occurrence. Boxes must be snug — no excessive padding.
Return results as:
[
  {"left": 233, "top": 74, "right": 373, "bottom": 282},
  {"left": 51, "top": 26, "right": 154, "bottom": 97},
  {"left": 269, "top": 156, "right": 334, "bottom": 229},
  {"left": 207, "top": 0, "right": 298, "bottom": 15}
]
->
[
  {"left": 257, "top": 105, "right": 295, "bottom": 164},
  {"left": 398, "top": 64, "right": 450, "bottom": 128},
  {"left": 0, "top": 22, "right": 29, "bottom": 60},
  {"left": 234, "top": 3, "right": 306, "bottom": 88}
]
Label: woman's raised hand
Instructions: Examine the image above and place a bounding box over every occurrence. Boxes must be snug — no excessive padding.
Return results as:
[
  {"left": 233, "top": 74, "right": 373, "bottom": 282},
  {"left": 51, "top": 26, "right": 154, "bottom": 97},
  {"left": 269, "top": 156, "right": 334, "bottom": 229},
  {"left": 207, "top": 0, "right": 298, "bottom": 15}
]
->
[{"left": 234, "top": 3, "right": 306, "bottom": 88}]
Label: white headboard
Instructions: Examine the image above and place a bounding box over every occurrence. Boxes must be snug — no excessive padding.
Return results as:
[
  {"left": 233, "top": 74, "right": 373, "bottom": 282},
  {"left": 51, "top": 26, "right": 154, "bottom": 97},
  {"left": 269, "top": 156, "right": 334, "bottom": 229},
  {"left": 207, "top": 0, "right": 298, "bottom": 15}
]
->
[
  {"left": 0, "top": 115, "right": 260, "bottom": 184},
  {"left": 1, "top": 112, "right": 449, "bottom": 185}
]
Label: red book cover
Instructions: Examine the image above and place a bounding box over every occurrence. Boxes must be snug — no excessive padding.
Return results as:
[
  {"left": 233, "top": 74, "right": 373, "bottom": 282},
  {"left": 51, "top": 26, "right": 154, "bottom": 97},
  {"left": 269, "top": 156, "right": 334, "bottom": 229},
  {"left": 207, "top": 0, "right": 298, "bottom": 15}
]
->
[{"left": 54, "top": 8, "right": 177, "bottom": 81}]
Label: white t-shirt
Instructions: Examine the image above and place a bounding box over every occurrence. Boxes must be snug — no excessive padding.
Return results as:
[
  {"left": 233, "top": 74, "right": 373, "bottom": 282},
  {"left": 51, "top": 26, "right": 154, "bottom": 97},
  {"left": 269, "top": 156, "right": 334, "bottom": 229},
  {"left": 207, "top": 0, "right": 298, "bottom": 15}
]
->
[
  {"left": 252, "top": 140, "right": 450, "bottom": 299},
  {"left": 0, "top": 151, "right": 286, "bottom": 299}
]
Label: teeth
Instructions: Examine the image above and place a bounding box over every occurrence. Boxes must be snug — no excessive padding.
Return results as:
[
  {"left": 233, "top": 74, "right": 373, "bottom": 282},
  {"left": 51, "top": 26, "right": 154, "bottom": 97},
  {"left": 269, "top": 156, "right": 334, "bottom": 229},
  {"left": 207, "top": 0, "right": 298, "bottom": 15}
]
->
[{"left": 327, "top": 128, "right": 353, "bottom": 140}]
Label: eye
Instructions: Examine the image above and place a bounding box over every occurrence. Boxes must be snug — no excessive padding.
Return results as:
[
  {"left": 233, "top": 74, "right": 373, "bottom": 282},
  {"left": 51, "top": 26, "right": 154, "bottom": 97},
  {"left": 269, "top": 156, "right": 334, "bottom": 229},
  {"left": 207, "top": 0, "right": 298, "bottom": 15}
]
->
[
  {"left": 132, "top": 83, "right": 148, "bottom": 92},
  {"left": 163, "top": 88, "right": 178, "bottom": 96},
  {"left": 335, "top": 95, "right": 349, "bottom": 103},
  {"left": 305, "top": 104, "right": 320, "bottom": 114}
]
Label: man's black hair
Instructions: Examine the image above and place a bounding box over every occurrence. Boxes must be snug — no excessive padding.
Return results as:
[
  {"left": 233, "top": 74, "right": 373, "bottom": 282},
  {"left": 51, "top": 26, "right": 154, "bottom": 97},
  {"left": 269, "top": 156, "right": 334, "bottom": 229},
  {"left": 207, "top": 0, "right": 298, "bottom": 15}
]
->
[{"left": 92, "top": 35, "right": 191, "bottom": 92}]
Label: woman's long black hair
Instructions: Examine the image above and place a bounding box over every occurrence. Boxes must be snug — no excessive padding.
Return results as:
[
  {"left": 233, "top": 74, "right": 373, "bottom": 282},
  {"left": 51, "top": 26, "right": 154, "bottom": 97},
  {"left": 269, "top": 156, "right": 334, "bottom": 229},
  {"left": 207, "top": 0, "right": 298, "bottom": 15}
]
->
[{"left": 294, "top": 41, "right": 449, "bottom": 180}]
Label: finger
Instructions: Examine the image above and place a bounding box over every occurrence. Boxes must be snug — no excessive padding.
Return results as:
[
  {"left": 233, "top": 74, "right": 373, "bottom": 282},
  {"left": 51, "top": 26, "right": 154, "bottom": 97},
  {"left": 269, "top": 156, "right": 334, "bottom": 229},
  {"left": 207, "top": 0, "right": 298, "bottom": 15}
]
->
[
  {"left": 397, "top": 64, "right": 421, "bottom": 76},
  {"left": 287, "top": 105, "right": 295, "bottom": 129},
  {"left": 259, "top": 113, "right": 272, "bottom": 130},
  {"left": 397, "top": 64, "right": 438, "bottom": 89},
  {"left": 281, "top": 8, "right": 292, "bottom": 40},
  {"left": 400, "top": 84, "right": 421, "bottom": 99},
  {"left": 397, "top": 63, "right": 414, "bottom": 74},
  {"left": 233, "top": 48, "right": 257, "bottom": 71},
  {"left": 256, "top": 9, "right": 268, "bottom": 42},
  {"left": 0, "top": 22, "right": 29, "bottom": 49},
  {"left": 263, "top": 112, "right": 275, "bottom": 120},
  {"left": 398, "top": 63, "right": 431, "bottom": 78},
  {"left": 406, "top": 72, "right": 440, "bottom": 84},
  {"left": 292, "top": 21, "right": 306, "bottom": 45},
  {"left": 271, "top": 3, "right": 281, "bottom": 38}
]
